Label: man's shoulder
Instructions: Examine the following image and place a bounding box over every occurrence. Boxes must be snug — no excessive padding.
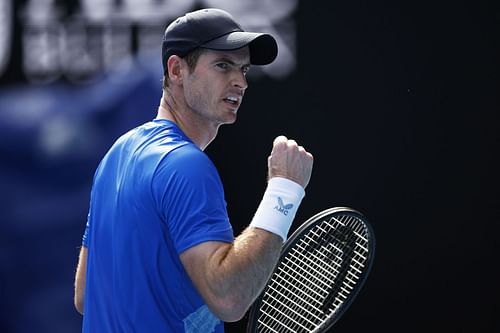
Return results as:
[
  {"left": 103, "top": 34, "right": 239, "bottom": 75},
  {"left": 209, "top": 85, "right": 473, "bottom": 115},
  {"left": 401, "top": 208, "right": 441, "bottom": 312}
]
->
[
  {"left": 114, "top": 120, "right": 193, "bottom": 154},
  {"left": 165, "top": 143, "right": 211, "bottom": 169}
]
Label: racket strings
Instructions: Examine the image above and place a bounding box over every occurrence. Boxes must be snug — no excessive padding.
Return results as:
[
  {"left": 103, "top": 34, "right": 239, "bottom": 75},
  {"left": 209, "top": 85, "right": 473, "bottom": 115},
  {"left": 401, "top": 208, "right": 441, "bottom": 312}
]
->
[{"left": 256, "top": 214, "right": 371, "bottom": 332}]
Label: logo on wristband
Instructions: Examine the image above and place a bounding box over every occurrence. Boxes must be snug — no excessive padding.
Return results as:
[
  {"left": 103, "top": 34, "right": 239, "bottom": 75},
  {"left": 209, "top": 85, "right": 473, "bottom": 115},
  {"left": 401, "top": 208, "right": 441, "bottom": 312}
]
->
[{"left": 274, "top": 197, "right": 294, "bottom": 216}]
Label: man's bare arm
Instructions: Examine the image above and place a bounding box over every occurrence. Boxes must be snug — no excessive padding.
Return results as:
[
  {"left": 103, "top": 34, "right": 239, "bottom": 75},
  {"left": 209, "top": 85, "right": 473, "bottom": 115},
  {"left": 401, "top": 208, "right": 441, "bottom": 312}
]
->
[
  {"left": 74, "top": 246, "right": 87, "bottom": 315},
  {"left": 180, "top": 227, "right": 282, "bottom": 322},
  {"left": 181, "top": 136, "right": 314, "bottom": 322}
]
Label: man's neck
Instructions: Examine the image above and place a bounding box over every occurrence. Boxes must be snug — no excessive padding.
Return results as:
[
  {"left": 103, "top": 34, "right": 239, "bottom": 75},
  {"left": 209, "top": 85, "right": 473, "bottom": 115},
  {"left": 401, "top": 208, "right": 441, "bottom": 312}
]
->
[{"left": 156, "top": 91, "right": 218, "bottom": 151}]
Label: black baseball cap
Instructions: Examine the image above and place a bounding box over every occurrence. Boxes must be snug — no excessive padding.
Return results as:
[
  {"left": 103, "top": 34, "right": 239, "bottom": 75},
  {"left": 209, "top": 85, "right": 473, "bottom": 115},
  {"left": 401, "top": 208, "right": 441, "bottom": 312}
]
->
[{"left": 162, "top": 8, "right": 278, "bottom": 74}]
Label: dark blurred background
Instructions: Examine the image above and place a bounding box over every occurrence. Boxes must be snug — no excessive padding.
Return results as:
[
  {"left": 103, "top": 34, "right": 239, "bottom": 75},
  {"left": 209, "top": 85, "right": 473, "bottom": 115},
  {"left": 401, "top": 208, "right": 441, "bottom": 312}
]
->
[{"left": 0, "top": 0, "right": 498, "bottom": 332}]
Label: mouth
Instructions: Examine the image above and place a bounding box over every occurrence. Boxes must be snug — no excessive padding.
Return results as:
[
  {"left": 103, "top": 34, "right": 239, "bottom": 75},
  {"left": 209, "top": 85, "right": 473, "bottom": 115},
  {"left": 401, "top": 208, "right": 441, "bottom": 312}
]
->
[{"left": 223, "top": 95, "right": 241, "bottom": 109}]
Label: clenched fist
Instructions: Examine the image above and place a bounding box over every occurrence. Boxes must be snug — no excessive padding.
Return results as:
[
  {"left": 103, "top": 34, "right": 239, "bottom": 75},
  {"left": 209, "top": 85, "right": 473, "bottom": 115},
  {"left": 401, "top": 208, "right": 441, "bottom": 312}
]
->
[{"left": 268, "top": 136, "right": 314, "bottom": 189}]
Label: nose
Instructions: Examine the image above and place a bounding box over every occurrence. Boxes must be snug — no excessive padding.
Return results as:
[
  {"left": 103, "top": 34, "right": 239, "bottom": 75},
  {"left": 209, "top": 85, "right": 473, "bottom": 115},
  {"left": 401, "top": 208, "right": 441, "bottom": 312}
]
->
[{"left": 232, "top": 69, "right": 248, "bottom": 91}]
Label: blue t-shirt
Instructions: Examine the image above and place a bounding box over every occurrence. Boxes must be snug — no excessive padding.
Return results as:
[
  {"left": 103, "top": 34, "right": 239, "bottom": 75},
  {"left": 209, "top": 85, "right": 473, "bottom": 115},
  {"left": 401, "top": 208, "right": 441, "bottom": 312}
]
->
[{"left": 82, "top": 119, "right": 234, "bottom": 332}]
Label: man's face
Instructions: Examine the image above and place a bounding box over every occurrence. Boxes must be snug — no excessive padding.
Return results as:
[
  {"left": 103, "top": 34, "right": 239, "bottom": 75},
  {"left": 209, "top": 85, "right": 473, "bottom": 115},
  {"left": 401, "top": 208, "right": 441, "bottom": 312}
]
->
[{"left": 181, "top": 47, "right": 250, "bottom": 126}]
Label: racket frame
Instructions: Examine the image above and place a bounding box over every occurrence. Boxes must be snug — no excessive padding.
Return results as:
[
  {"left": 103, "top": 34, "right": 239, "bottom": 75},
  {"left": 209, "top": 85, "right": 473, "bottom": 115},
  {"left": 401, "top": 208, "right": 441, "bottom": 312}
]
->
[{"left": 246, "top": 207, "right": 376, "bottom": 333}]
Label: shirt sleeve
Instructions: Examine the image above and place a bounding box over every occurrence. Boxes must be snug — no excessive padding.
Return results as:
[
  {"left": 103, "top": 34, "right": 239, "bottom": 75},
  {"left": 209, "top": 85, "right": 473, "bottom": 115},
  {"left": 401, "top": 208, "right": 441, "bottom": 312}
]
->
[
  {"left": 82, "top": 161, "right": 102, "bottom": 248},
  {"left": 82, "top": 215, "right": 90, "bottom": 247},
  {"left": 153, "top": 145, "right": 234, "bottom": 254}
]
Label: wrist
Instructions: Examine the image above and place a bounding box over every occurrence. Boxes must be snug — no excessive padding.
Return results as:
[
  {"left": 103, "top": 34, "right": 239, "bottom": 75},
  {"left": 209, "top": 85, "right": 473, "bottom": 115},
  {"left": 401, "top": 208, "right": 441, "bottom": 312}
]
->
[{"left": 250, "top": 177, "right": 305, "bottom": 242}]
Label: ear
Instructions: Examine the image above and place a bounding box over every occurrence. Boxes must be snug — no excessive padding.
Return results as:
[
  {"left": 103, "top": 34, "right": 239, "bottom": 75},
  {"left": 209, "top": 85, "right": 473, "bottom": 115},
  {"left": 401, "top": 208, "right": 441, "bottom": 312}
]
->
[{"left": 166, "top": 55, "right": 185, "bottom": 84}]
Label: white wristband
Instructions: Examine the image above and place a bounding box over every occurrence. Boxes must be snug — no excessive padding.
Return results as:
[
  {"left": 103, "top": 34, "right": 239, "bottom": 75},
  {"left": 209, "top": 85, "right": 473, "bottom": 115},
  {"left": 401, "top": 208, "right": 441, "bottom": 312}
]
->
[{"left": 250, "top": 177, "right": 305, "bottom": 242}]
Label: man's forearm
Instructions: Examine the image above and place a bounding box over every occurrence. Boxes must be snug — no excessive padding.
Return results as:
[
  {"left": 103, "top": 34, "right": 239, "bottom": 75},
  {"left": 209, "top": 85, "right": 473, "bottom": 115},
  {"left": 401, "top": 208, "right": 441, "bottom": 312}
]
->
[
  {"left": 181, "top": 227, "right": 283, "bottom": 322},
  {"left": 210, "top": 226, "right": 282, "bottom": 309}
]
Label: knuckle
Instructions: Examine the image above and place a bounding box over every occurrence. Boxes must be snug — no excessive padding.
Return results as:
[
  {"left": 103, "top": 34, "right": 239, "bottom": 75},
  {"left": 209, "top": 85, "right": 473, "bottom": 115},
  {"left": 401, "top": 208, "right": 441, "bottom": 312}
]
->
[{"left": 274, "top": 135, "right": 288, "bottom": 145}]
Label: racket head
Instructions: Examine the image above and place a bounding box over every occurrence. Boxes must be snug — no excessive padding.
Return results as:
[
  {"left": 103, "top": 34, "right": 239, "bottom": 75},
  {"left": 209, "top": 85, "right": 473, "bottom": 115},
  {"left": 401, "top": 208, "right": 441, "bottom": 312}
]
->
[{"left": 246, "top": 207, "right": 375, "bottom": 333}]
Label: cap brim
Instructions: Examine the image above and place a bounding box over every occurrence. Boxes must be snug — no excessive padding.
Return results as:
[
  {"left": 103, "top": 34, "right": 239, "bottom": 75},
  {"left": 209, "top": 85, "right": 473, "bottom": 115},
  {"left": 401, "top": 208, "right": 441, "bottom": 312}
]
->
[{"left": 201, "top": 32, "right": 278, "bottom": 65}]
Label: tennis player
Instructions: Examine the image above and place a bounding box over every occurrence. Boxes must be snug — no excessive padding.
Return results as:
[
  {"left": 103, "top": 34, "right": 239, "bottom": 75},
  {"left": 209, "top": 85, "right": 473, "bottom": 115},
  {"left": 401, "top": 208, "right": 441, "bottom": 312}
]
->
[{"left": 74, "top": 8, "right": 313, "bottom": 332}]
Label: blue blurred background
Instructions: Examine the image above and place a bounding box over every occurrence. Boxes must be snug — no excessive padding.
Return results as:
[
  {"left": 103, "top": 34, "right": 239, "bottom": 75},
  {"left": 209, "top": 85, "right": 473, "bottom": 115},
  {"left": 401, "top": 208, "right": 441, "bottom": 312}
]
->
[{"left": 0, "top": 0, "right": 498, "bottom": 332}]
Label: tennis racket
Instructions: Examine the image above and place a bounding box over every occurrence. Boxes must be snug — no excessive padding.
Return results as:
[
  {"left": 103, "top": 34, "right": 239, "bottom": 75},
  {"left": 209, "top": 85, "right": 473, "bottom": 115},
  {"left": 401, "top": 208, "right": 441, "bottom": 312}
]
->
[{"left": 246, "top": 207, "right": 375, "bottom": 333}]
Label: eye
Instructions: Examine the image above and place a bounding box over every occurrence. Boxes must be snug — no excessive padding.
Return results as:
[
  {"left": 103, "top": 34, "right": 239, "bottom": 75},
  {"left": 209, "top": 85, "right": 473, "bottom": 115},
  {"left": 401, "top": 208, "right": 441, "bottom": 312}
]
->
[
  {"left": 242, "top": 65, "right": 250, "bottom": 75},
  {"left": 216, "top": 63, "right": 229, "bottom": 70}
]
